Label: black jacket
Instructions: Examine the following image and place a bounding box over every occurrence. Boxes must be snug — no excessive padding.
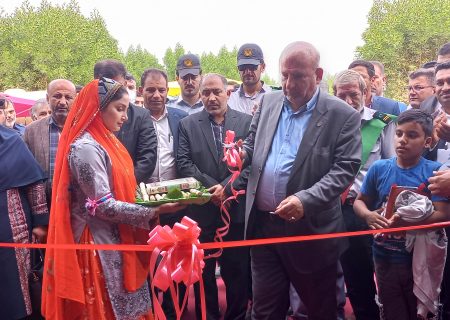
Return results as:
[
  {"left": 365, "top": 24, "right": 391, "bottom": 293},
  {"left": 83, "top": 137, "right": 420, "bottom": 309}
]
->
[
  {"left": 117, "top": 103, "right": 157, "bottom": 183},
  {"left": 177, "top": 108, "right": 252, "bottom": 224}
]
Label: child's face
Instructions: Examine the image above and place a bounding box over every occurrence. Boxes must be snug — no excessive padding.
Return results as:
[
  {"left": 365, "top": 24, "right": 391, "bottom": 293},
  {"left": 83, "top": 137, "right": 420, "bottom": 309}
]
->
[{"left": 395, "top": 121, "right": 431, "bottom": 162}]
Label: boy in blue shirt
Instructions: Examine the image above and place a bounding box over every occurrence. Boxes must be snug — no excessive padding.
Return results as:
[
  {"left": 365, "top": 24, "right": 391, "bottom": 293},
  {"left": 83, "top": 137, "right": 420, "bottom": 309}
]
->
[{"left": 354, "top": 109, "right": 450, "bottom": 319}]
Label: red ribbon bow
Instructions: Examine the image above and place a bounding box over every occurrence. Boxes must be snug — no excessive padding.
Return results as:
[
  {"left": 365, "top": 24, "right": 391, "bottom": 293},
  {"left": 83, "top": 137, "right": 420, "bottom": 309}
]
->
[
  {"left": 148, "top": 216, "right": 206, "bottom": 320},
  {"left": 207, "top": 130, "right": 246, "bottom": 258}
]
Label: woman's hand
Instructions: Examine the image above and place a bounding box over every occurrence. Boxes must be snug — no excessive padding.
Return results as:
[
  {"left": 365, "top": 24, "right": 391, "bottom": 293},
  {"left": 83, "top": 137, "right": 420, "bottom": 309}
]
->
[
  {"left": 155, "top": 203, "right": 187, "bottom": 215},
  {"left": 32, "top": 226, "right": 48, "bottom": 243}
]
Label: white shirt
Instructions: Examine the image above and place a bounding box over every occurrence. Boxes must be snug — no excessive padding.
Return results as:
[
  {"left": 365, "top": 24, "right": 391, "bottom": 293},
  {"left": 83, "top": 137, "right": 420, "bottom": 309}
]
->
[
  {"left": 149, "top": 108, "right": 177, "bottom": 182},
  {"left": 348, "top": 107, "right": 396, "bottom": 199}
]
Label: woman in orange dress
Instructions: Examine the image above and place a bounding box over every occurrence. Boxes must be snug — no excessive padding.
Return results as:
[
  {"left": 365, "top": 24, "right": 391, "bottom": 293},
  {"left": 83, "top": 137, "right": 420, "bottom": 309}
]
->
[{"left": 42, "top": 78, "right": 184, "bottom": 320}]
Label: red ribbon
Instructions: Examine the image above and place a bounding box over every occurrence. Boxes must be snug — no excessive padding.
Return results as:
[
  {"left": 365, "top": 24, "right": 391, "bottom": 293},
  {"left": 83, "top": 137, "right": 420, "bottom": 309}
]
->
[
  {"left": 147, "top": 216, "right": 206, "bottom": 320},
  {"left": 2, "top": 221, "right": 450, "bottom": 252},
  {"left": 207, "top": 130, "right": 245, "bottom": 258}
]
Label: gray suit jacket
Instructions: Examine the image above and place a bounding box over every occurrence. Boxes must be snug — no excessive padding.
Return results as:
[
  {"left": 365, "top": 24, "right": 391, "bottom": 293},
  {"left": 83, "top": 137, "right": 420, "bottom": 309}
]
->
[
  {"left": 23, "top": 116, "right": 51, "bottom": 200},
  {"left": 243, "top": 89, "right": 362, "bottom": 272}
]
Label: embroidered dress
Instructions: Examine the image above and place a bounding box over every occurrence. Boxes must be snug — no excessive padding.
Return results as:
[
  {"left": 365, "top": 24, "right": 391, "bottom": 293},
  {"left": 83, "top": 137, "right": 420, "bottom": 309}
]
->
[
  {"left": 0, "top": 126, "right": 49, "bottom": 319},
  {"left": 42, "top": 78, "right": 158, "bottom": 320},
  {"left": 69, "top": 132, "right": 155, "bottom": 319}
]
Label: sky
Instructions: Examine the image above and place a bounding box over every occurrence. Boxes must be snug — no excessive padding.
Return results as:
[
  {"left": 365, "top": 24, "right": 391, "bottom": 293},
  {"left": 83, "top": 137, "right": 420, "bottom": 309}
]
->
[{"left": 1, "top": 0, "right": 374, "bottom": 82}]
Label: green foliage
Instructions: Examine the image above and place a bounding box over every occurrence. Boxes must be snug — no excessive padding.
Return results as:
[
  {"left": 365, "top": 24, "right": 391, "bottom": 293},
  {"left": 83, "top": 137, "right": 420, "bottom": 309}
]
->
[
  {"left": 200, "top": 46, "right": 240, "bottom": 80},
  {"left": 162, "top": 44, "right": 243, "bottom": 81},
  {"left": 0, "top": 0, "right": 122, "bottom": 90},
  {"left": 166, "top": 186, "right": 182, "bottom": 200},
  {"left": 261, "top": 74, "right": 278, "bottom": 86},
  {"left": 163, "top": 42, "right": 185, "bottom": 81},
  {"left": 356, "top": 0, "right": 450, "bottom": 102},
  {"left": 1, "top": 1, "right": 279, "bottom": 91},
  {"left": 323, "top": 73, "right": 336, "bottom": 95},
  {"left": 123, "top": 45, "right": 164, "bottom": 85}
]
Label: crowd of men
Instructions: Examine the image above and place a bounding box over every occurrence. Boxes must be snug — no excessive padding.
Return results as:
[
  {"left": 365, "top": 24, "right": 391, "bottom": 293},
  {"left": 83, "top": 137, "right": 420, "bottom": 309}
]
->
[{"left": 1, "top": 40, "right": 450, "bottom": 320}]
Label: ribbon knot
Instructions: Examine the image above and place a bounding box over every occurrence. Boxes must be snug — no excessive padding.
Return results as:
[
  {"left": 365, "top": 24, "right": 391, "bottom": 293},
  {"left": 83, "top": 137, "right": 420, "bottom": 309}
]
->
[
  {"left": 148, "top": 216, "right": 206, "bottom": 320},
  {"left": 85, "top": 193, "right": 113, "bottom": 216}
]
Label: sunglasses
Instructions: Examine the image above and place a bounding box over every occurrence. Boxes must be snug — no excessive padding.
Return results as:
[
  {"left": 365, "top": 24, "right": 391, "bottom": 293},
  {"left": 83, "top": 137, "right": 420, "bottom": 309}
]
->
[{"left": 238, "top": 64, "right": 259, "bottom": 72}]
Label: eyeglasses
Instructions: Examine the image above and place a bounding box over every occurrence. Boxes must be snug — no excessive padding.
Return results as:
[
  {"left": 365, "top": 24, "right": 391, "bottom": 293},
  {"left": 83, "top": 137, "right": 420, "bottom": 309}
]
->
[
  {"left": 238, "top": 64, "right": 258, "bottom": 72},
  {"left": 405, "top": 85, "right": 434, "bottom": 92}
]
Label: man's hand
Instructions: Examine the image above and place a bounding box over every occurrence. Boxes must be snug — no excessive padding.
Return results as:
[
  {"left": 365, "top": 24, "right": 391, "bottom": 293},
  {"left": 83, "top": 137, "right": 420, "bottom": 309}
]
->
[
  {"left": 388, "top": 214, "right": 404, "bottom": 228},
  {"left": 208, "top": 184, "right": 225, "bottom": 206},
  {"left": 429, "top": 170, "right": 450, "bottom": 197},
  {"left": 32, "top": 226, "right": 48, "bottom": 243},
  {"left": 436, "top": 114, "right": 450, "bottom": 143},
  {"left": 274, "top": 195, "right": 304, "bottom": 222},
  {"left": 364, "top": 209, "right": 390, "bottom": 229}
]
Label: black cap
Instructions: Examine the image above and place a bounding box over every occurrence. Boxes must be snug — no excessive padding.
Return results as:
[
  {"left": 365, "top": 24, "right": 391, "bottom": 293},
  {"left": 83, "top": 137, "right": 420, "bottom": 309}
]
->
[
  {"left": 176, "top": 54, "right": 201, "bottom": 77},
  {"left": 237, "top": 43, "right": 264, "bottom": 66}
]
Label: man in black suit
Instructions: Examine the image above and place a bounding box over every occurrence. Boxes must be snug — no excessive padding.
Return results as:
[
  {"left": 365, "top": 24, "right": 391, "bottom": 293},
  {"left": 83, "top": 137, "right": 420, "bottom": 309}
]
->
[
  {"left": 177, "top": 73, "right": 252, "bottom": 320},
  {"left": 349, "top": 60, "right": 403, "bottom": 115},
  {"left": 93, "top": 59, "right": 157, "bottom": 183}
]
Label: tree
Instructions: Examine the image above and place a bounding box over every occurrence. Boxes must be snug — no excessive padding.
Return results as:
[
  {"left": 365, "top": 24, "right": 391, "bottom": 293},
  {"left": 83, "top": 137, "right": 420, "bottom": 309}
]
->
[
  {"left": 163, "top": 42, "right": 185, "bottom": 81},
  {"left": 261, "top": 74, "right": 278, "bottom": 86},
  {"left": 356, "top": 0, "right": 450, "bottom": 101},
  {"left": 200, "top": 46, "right": 240, "bottom": 80},
  {"left": 0, "top": 0, "right": 122, "bottom": 90},
  {"left": 124, "top": 45, "right": 164, "bottom": 84}
]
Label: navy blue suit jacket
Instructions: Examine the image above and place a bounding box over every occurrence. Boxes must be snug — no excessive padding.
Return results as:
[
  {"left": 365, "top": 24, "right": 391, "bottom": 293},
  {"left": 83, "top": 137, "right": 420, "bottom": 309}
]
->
[
  {"left": 167, "top": 107, "right": 188, "bottom": 159},
  {"left": 372, "top": 96, "right": 401, "bottom": 116}
]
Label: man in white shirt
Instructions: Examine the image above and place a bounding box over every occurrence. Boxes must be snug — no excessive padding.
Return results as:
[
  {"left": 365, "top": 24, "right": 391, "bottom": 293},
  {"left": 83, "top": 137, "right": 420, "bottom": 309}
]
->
[
  {"left": 139, "top": 68, "right": 188, "bottom": 183},
  {"left": 139, "top": 68, "right": 188, "bottom": 319}
]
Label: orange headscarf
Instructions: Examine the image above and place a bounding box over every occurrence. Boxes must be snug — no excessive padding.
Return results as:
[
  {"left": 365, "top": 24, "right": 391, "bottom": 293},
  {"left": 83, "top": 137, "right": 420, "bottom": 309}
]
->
[{"left": 42, "top": 79, "right": 151, "bottom": 319}]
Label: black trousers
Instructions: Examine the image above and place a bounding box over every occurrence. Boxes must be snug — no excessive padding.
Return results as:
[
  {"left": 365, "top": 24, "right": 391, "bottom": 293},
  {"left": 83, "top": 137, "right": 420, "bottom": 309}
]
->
[
  {"left": 218, "top": 222, "right": 249, "bottom": 320},
  {"left": 161, "top": 213, "right": 249, "bottom": 320},
  {"left": 192, "top": 222, "right": 249, "bottom": 320},
  {"left": 160, "top": 210, "right": 221, "bottom": 320},
  {"left": 340, "top": 203, "right": 380, "bottom": 320},
  {"left": 251, "top": 211, "right": 338, "bottom": 320}
]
